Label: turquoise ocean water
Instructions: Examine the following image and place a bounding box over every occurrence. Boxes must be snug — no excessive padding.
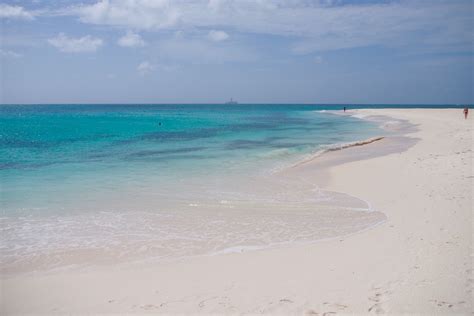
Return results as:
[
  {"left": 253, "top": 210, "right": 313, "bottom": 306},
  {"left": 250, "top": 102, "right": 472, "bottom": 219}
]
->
[
  {"left": 0, "top": 104, "right": 381, "bottom": 210},
  {"left": 0, "top": 104, "right": 463, "bottom": 273}
]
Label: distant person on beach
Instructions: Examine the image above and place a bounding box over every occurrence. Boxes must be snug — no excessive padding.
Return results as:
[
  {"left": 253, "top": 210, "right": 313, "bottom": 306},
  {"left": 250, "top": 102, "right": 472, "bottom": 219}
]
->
[
  {"left": 464, "top": 107, "right": 469, "bottom": 119},
  {"left": 344, "top": 106, "right": 346, "bottom": 112}
]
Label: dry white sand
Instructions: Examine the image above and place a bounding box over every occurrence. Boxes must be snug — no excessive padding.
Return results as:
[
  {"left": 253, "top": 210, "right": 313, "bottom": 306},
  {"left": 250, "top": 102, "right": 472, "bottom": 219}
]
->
[{"left": 1, "top": 109, "right": 472, "bottom": 315}]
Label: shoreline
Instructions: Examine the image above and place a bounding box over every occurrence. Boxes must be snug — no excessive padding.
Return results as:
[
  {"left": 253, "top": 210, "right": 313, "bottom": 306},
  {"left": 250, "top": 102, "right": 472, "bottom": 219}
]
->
[
  {"left": 2, "top": 109, "right": 472, "bottom": 314},
  {"left": 0, "top": 111, "right": 393, "bottom": 277}
]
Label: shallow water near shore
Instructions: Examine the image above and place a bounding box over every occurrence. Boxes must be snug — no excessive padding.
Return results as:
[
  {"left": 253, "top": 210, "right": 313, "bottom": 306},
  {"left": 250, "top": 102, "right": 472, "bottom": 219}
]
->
[{"left": 1, "top": 104, "right": 405, "bottom": 274}]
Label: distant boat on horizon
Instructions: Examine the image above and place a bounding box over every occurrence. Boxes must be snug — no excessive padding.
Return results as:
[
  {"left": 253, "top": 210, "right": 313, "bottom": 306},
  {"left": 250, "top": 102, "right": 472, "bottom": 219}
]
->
[{"left": 225, "top": 98, "right": 238, "bottom": 104}]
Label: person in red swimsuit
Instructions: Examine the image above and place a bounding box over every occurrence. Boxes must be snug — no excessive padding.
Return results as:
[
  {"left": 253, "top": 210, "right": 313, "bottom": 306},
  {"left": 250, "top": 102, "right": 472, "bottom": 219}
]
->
[{"left": 464, "top": 107, "right": 469, "bottom": 119}]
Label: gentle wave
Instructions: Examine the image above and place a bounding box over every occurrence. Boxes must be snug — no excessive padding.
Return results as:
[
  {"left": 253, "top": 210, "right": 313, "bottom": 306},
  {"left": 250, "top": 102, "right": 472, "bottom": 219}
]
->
[{"left": 1, "top": 200, "right": 385, "bottom": 275}]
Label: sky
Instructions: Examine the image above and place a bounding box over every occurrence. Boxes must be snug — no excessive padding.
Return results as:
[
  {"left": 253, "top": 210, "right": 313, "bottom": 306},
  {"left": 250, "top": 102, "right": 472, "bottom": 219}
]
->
[{"left": 0, "top": 0, "right": 473, "bottom": 104}]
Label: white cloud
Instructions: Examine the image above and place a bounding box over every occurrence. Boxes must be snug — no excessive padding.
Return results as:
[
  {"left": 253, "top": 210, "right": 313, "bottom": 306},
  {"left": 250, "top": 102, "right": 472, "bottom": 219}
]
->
[
  {"left": 0, "top": 49, "right": 22, "bottom": 58},
  {"left": 48, "top": 33, "right": 103, "bottom": 53},
  {"left": 137, "top": 61, "right": 155, "bottom": 75},
  {"left": 0, "top": 4, "right": 35, "bottom": 20},
  {"left": 74, "top": 0, "right": 180, "bottom": 30},
  {"left": 207, "top": 30, "right": 229, "bottom": 42},
  {"left": 118, "top": 31, "right": 146, "bottom": 47},
  {"left": 65, "top": 0, "right": 472, "bottom": 54}
]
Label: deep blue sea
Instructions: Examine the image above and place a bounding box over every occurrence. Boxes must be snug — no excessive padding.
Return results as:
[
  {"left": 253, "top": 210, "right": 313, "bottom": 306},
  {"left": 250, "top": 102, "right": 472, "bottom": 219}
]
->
[{"left": 0, "top": 104, "right": 464, "bottom": 273}]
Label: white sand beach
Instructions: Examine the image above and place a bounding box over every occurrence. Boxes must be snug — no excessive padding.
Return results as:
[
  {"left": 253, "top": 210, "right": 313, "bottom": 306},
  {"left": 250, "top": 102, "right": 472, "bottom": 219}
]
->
[{"left": 2, "top": 109, "right": 472, "bottom": 315}]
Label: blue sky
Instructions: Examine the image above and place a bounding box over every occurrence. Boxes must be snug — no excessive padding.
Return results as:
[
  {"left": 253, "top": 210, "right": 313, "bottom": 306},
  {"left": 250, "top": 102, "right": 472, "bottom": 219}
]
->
[{"left": 1, "top": 0, "right": 473, "bottom": 104}]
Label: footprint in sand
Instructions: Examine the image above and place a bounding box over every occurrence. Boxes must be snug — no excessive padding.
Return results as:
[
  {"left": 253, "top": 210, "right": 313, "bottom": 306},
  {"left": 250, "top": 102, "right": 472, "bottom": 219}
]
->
[
  {"left": 140, "top": 304, "right": 159, "bottom": 310},
  {"left": 279, "top": 298, "right": 294, "bottom": 303},
  {"left": 258, "top": 297, "right": 295, "bottom": 313},
  {"left": 198, "top": 296, "right": 231, "bottom": 310},
  {"left": 368, "top": 286, "right": 394, "bottom": 314},
  {"left": 303, "top": 302, "right": 348, "bottom": 315},
  {"left": 429, "top": 299, "right": 467, "bottom": 310},
  {"left": 368, "top": 294, "right": 385, "bottom": 314},
  {"left": 323, "top": 302, "right": 348, "bottom": 311}
]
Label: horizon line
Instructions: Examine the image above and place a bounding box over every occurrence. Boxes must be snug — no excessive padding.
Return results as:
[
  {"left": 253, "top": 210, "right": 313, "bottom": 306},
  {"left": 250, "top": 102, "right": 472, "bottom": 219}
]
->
[{"left": 0, "top": 102, "right": 471, "bottom": 106}]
